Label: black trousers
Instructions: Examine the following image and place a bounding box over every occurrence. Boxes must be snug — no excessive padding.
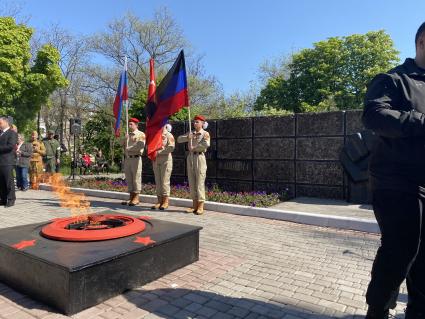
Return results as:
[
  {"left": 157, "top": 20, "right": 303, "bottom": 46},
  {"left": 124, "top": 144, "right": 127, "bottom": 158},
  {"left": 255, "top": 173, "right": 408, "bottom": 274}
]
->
[
  {"left": 367, "top": 190, "right": 425, "bottom": 313},
  {"left": 0, "top": 165, "right": 15, "bottom": 203}
]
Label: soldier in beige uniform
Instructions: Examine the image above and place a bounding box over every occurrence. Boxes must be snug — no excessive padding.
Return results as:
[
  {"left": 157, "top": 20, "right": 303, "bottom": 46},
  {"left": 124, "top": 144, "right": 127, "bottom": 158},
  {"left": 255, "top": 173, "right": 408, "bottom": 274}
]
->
[
  {"left": 177, "top": 115, "right": 210, "bottom": 215},
  {"left": 121, "top": 117, "right": 145, "bottom": 206},
  {"left": 29, "top": 131, "right": 46, "bottom": 188},
  {"left": 151, "top": 124, "right": 175, "bottom": 210}
]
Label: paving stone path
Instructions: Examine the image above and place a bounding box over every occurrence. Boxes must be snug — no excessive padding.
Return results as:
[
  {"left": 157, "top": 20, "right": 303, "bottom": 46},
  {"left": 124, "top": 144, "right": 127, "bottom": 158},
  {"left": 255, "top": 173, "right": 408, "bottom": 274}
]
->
[{"left": 0, "top": 190, "right": 406, "bottom": 319}]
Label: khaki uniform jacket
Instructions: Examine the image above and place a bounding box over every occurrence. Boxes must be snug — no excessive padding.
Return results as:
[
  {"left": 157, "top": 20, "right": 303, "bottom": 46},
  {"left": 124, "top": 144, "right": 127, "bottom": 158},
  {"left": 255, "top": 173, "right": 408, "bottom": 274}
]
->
[
  {"left": 123, "top": 129, "right": 145, "bottom": 193},
  {"left": 124, "top": 130, "right": 146, "bottom": 156},
  {"left": 152, "top": 132, "right": 175, "bottom": 196},
  {"left": 177, "top": 129, "right": 210, "bottom": 153},
  {"left": 155, "top": 132, "right": 175, "bottom": 162},
  {"left": 177, "top": 129, "right": 210, "bottom": 201},
  {"left": 30, "top": 140, "right": 46, "bottom": 163}
]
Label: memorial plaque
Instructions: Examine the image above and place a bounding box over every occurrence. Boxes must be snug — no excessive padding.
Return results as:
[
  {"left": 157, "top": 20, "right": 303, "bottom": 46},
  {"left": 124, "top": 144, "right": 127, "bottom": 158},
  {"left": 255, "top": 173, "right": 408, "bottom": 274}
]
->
[
  {"left": 217, "top": 139, "right": 252, "bottom": 160},
  {"left": 254, "top": 138, "right": 295, "bottom": 160},
  {"left": 297, "top": 111, "right": 344, "bottom": 136},
  {"left": 217, "top": 160, "right": 252, "bottom": 180},
  {"left": 296, "top": 137, "right": 344, "bottom": 160},
  {"left": 254, "top": 161, "right": 295, "bottom": 183},
  {"left": 217, "top": 118, "right": 252, "bottom": 138},
  {"left": 254, "top": 115, "right": 295, "bottom": 137},
  {"left": 296, "top": 161, "right": 343, "bottom": 185}
]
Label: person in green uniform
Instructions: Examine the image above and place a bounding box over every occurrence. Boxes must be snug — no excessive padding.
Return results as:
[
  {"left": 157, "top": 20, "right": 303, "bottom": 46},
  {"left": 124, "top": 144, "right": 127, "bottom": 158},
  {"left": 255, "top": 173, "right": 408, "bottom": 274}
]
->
[{"left": 43, "top": 130, "right": 60, "bottom": 173}]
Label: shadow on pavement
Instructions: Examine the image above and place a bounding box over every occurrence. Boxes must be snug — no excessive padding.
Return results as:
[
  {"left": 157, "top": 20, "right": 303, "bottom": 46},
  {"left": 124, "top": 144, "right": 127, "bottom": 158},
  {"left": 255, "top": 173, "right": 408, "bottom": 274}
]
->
[
  {"left": 123, "top": 287, "right": 394, "bottom": 319},
  {"left": 0, "top": 283, "right": 407, "bottom": 319}
]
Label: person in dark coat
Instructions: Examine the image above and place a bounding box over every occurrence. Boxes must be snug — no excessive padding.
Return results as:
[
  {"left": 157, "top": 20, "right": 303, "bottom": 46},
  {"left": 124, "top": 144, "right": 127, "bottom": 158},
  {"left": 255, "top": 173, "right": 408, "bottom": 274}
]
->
[
  {"left": 362, "top": 22, "right": 425, "bottom": 319},
  {"left": 15, "top": 133, "right": 33, "bottom": 191},
  {"left": 0, "top": 116, "right": 18, "bottom": 207}
]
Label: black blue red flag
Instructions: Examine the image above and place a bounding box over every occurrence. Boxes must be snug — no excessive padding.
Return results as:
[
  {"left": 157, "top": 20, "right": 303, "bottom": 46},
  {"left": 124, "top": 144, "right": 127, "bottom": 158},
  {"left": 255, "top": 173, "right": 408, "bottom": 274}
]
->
[{"left": 146, "top": 50, "right": 189, "bottom": 160}]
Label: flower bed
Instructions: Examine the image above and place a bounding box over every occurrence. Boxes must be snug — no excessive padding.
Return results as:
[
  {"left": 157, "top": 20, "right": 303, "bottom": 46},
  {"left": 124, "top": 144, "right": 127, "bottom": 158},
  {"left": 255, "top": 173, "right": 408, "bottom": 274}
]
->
[{"left": 69, "top": 177, "right": 284, "bottom": 207}]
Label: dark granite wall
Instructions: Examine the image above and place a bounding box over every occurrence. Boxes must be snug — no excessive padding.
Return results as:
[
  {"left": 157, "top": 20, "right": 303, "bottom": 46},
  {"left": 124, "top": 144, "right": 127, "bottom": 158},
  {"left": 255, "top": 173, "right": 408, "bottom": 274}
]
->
[{"left": 141, "top": 110, "right": 364, "bottom": 200}]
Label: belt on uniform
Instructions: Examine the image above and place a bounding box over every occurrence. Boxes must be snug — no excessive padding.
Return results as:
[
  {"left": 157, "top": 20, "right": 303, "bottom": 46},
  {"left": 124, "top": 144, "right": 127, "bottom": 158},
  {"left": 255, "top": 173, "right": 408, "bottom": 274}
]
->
[
  {"left": 191, "top": 152, "right": 204, "bottom": 155},
  {"left": 128, "top": 155, "right": 141, "bottom": 158}
]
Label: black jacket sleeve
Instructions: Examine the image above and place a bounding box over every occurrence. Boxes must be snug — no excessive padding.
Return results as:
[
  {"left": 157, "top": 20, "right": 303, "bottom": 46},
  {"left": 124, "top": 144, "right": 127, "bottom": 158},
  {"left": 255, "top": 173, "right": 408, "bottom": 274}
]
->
[
  {"left": 363, "top": 73, "right": 425, "bottom": 138},
  {"left": 0, "top": 131, "right": 18, "bottom": 154}
]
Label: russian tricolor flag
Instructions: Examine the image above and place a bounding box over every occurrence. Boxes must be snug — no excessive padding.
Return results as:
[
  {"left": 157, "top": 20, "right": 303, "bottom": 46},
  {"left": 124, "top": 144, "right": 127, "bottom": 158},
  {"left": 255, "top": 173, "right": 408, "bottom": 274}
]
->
[
  {"left": 113, "top": 61, "right": 128, "bottom": 137},
  {"left": 146, "top": 50, "right": 189, "bottom": 160}
]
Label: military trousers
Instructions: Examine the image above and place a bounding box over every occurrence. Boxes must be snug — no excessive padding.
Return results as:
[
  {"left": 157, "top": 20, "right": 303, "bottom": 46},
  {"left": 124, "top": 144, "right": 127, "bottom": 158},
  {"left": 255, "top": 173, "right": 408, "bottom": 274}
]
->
[
  {"left": 124, "top": 157, "right": 142, "bottom": 193},
  {"left": 44, "top": 157, "right": 56, "bottom": 173},
  {"left": 186, "top": 153, "right": 207, "bottom": 201},
  {"left": 29, "top": 161, "right": 44, "bottom": 185},
  {"left": 152, "top": 154, "right": 173, "bottom": 197},
  {"left": 366, "top": 189, "right": 425, "bottom": 315}
]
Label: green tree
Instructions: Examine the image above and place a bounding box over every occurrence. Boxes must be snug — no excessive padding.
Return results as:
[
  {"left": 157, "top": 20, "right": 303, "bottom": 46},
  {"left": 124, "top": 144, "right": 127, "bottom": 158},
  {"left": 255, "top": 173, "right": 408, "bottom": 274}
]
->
[
  {"left": 255, "top": 30, "right": 400, "bottom": 112},
  {"left": 83, "top": 110, "right": 123, "bottom": 166},
  {"left": 0, "top": 17, "right": 67, "bottom": 129},
  {"left": 88, "top": 10, "right": 222, "bottom": 124}
]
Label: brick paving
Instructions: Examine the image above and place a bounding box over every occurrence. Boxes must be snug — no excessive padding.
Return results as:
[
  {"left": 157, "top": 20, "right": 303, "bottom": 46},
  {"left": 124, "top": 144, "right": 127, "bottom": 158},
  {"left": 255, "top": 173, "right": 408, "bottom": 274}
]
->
[{"left": 0, "top": 190, "right": 407, "bottom": 318}]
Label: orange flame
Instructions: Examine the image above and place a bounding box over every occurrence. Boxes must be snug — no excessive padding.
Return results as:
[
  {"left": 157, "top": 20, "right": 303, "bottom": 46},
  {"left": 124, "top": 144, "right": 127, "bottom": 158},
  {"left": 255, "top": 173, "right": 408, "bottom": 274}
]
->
[
  {"left": 49, "top": 173, "right": 92, "bottom": 221},
  {"left": 31, "top": 172, "right": 51, "bottom": 190}
]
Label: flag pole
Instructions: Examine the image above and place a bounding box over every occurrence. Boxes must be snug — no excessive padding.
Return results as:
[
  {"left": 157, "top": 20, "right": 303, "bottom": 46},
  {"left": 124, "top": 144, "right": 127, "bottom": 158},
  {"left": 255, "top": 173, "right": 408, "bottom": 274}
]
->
[
  {"left": 124, "top": 56, "right": 129, "bottom": 138},
  {"left": 187, "top": 102, "right": 192, "bottom": 151}
]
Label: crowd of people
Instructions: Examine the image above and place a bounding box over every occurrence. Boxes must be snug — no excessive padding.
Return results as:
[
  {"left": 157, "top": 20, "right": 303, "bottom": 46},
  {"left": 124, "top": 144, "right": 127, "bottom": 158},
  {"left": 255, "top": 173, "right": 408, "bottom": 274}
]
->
[
  {"left": 0, "top": 114, "right": 210, "bottom": 214},
  {"left": 0, "top": 119, "right": 110, "bottom": 207}
]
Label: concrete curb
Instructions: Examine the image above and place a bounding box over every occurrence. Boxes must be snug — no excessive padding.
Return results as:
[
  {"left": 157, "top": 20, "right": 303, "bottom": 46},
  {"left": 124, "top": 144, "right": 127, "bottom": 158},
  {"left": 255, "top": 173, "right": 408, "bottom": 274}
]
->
[{"left": 38, "top": 185, "right": 379, "bottom": 234}]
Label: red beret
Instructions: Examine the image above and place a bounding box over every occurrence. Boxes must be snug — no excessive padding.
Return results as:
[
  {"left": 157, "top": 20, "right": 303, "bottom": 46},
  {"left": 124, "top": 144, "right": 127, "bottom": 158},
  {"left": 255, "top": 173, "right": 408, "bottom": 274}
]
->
[
  {"left": 194, "top": 115, "right": 206, "bottom": 122},
  {"left": 129, "top": 118, "right": 140, "bottom": 123}
]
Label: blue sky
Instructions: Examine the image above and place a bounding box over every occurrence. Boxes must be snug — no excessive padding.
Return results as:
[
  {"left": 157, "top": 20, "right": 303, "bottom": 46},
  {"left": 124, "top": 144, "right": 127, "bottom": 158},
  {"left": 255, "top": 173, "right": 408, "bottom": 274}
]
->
[{"left": 6, "top": 0, "right": 425, "bottom": 95}]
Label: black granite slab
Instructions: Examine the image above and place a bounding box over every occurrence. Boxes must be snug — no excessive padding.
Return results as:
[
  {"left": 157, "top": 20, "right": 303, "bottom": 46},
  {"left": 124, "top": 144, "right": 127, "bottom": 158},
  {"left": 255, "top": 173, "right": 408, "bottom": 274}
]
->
[{"left": 0, "top": 214, "right": 201, "bottom": 315}]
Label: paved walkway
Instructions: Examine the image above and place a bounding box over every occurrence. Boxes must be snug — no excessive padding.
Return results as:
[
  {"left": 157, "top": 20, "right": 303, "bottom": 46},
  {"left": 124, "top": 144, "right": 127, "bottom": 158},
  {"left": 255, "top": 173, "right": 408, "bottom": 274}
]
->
[
  {"left": 0, "top": 190, "right": 406, "bottom": 319},
  {"left": 271, "top": 197, "right": 374, "bottom": 220}
]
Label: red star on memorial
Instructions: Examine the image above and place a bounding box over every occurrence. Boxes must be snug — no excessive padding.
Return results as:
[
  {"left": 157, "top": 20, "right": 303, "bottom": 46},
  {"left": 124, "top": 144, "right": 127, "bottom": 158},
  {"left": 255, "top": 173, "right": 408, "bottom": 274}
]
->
[
  {"left": 11, "top": 239, "right": 37, "bottom": 250},
  {"left": 133, "top": 236, "right": 155, "bottom": 246}
]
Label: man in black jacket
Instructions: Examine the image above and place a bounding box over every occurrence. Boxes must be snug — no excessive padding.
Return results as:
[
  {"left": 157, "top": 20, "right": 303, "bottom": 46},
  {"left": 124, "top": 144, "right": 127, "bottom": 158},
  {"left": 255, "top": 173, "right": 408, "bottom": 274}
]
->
[
  {"left": 363, "top": 22, "right": 425, "bottom": 319},
  {"left": 0, "top": 117, "right": 18, "bottom": 207}
]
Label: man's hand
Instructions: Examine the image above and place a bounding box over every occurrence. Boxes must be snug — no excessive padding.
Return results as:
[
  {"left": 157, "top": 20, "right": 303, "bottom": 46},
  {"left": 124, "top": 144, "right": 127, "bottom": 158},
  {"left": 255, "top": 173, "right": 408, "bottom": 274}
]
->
[{"left": 56, "top": 159, "right": 60, "bottom": 165}]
